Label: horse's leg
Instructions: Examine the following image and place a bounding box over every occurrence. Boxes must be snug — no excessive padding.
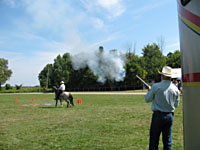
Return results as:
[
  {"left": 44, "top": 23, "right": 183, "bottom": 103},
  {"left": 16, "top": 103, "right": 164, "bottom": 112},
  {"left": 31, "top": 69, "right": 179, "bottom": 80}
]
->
[
  {"left": 69, "top": 94, "right": 74, "bottom": 106},
  {"left": 55, "top": 100, "right": 58, "bottom": 108},
  {"left": 60, "top": 99, "right": 63, "bottom": 107},
  {"left": 70, "top": 98, "right": 74, "bottom": 106},
  {"left": 66, "top": 99, "right": 69, "bottom": 108}
]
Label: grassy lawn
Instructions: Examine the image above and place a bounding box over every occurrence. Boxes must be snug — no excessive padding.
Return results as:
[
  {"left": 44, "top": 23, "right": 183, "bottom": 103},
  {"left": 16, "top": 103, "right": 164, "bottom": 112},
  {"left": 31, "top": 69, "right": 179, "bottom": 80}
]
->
[{"left": 0, "top": 94, "right": 183, "bottom": 150}]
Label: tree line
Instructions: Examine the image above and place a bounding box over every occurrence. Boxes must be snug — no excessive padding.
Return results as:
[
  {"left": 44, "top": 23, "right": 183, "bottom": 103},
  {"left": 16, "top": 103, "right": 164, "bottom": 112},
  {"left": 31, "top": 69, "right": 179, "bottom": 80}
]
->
[{"left": 38, "top": 43, "right": 181, "bottom": 91}]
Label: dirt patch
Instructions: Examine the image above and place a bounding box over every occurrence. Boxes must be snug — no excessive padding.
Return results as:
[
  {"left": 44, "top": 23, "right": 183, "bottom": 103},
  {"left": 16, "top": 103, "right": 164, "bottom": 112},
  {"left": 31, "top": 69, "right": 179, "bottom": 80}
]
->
[{"left": 22, "top": 104, "right": 40, "bottom": 107}]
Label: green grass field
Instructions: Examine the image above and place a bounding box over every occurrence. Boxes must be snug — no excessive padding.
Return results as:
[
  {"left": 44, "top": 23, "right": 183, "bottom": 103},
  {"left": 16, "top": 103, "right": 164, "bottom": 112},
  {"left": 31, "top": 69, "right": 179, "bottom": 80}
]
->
[{"left": 0, "top": 93, "right": 183, "bottom": 150}]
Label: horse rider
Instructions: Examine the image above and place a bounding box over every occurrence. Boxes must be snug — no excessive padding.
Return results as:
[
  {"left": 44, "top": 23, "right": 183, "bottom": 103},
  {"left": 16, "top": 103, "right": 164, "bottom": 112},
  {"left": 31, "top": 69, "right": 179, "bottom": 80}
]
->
[{"left": 55, "top": 81, "right": 65, "bottom": 100}]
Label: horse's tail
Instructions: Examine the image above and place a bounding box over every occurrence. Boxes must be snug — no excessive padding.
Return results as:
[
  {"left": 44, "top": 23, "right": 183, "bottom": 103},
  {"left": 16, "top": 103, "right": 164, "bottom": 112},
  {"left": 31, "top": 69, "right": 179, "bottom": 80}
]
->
[
  {"left": 69, "top": 93, "right": 74, "bottom": 106},
  {"left": 69, "top": 93, "right": 73, "bottom": 100}
]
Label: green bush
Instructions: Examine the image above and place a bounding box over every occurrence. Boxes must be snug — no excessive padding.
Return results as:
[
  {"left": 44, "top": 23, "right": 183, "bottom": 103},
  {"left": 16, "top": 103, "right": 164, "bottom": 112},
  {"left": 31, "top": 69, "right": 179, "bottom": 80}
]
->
[
  {"left": 5, "top": 84, "right": 12, "bottom": 90},
  {"left": 0, "top": 86, "right": 53, "bottom": 93},
  {"left": 15, "top": 84, "right": 23, "bottom": 90}
]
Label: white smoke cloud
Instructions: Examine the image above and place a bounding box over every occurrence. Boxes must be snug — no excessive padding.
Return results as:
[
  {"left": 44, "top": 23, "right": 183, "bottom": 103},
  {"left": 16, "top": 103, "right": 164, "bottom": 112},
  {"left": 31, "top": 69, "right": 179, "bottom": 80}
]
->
[{"left": 71, "top": 50, "right": 126, "bottom": 83}]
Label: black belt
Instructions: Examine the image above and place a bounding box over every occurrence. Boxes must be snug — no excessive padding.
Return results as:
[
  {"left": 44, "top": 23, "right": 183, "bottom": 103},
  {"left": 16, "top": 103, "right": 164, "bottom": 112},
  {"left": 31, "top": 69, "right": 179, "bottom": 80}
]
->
[{"left": 153, "top": 111, "right": 174, "bottom": 116}]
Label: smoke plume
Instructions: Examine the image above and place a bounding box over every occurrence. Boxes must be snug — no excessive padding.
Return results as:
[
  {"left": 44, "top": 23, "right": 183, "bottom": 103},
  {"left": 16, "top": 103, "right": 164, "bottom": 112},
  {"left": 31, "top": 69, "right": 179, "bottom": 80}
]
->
[{"left": 71, "top": 50, "right": 126, "bottom": 83}]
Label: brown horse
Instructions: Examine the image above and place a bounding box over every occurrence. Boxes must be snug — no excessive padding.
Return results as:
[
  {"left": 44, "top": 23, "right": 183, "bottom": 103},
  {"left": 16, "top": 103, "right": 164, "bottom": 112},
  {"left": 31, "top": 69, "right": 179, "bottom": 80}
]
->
[{"left": 52, "top": 86, "right": 74, "bottom": 108}]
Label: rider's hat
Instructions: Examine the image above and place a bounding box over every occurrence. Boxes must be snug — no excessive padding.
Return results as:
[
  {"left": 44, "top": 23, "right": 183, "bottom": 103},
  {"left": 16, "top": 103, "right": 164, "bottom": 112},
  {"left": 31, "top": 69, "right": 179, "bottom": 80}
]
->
[
  {"left": 60, "top": 81, "right": 64, "bottom": 84},
  {"left": 158, "top": 66, "right": 177, "bottom": 78}
]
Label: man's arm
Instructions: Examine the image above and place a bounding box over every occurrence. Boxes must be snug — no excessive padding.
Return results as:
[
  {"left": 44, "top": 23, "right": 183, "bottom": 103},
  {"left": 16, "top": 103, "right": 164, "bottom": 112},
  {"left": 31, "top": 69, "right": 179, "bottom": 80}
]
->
[
  {"left": 174, "top": 91, "right": 180, "bottom": 107},
  {"left": 145, "top": 85, "right": 154, "bottom": 103}
]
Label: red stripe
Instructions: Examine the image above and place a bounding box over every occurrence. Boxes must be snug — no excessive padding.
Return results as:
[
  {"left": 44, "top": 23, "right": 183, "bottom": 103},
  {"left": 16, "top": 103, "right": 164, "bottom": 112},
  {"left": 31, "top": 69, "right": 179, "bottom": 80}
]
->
[
  {"left": 178, "top": 2, "right": 200, "bottom": 28},
  {"left": 182, "top": 72, "right": 200, "bottom": 82}
]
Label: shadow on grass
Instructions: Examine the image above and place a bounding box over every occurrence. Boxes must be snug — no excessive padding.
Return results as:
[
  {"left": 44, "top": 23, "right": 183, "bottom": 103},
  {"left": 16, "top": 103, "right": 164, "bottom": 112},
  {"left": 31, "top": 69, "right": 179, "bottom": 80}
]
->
[
  {"left": 39, "top": 106, "right": 57, "bottom": 109},
  {"left": 39, "top": 106, "right": 75, "bottom": 109},
  {"left": 39, "top": 104, "right": 65, "bottom": 109}
]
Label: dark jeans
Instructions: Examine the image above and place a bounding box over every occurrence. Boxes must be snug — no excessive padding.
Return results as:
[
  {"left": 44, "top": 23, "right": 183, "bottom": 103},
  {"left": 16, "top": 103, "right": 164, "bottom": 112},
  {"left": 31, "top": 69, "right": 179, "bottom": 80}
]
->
[{"left": 149, "top": 111, "right": 173, "bottom": 150}]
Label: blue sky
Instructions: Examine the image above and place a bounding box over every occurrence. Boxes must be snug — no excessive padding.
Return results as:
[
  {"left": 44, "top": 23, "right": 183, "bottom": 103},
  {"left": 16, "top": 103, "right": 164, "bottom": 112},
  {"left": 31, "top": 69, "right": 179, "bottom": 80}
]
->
[{"left": 0, "top": 0, "right": 180, "bottom": 86}]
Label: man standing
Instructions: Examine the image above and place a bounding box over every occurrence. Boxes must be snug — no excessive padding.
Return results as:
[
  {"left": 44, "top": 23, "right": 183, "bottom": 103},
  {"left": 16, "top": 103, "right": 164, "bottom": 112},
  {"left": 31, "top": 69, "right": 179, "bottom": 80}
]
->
[{"left": 145, "top": 66, "right": 180, "bottom": 150}]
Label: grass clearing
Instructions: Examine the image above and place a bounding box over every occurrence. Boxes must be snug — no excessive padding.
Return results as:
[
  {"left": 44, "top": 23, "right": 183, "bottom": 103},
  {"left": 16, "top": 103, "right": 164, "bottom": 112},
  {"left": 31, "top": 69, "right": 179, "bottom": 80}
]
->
[{"left": 0, "top": 94, "right": 183, "bottom": 149}]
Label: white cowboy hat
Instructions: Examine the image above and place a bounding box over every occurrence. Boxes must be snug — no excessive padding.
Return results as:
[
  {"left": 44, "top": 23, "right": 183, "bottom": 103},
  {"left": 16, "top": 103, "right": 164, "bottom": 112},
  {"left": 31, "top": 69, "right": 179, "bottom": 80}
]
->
[
  {"left": 158, "top": 66, "right": 177, "bottom": 78},
  {"left": 60, "top": 81, "right": 64, "bottom": 84}
]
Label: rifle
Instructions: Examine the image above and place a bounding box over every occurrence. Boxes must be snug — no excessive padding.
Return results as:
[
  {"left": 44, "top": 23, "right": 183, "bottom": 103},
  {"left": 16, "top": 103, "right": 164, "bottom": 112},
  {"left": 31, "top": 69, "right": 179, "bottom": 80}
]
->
[{"left": 136, "top": 75, "right": 151, "bottom": 89}]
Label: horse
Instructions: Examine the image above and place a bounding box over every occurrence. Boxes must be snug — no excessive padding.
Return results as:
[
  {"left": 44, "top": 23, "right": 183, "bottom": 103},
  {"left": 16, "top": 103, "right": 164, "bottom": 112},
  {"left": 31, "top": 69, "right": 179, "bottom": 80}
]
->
[{"left": 52, "top": 86, "right": 74, "bottom": 108}]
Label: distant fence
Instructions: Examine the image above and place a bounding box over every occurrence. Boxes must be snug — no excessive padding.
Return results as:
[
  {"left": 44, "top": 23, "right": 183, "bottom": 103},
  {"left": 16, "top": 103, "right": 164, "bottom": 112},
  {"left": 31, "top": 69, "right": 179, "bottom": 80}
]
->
[
  {"left": 0, "top": 85, "right": 146, "bottom": 93},
  {"left": 66, "top": 85, "right": 143, "bottom": 92}
]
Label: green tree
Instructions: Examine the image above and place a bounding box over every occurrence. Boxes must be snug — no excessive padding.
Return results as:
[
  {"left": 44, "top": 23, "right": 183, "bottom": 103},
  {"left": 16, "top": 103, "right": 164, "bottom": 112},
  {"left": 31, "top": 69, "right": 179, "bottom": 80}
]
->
[
  {"left": 124, "top": 53, "right": 147, "bottom": 88},
  {"left": 0, "top": 58, "right": 12, "bottom": 89},
  {"left": 166, "top": 50, "right": 181, "bottom": 68},
  {"left": 52, "top": 53, "right": 72, "bottom": 87},
  {"left": 38, "top": 53, "right": 73, "bottom": 88},
  {"left": 39, "top": 53, "right": 98, "bottom": 89},
  {"left": 38, "top": 64, "right": 53, "bottom": 88},
  {"left": 68, "top": 67, "right": 98, "bottom": 89},
  {"left": 15, "top": 84, "right": 23, "bottom": 90},
  {"left": 142, "top": 43, "right": 166, "bottom": 82},
  {"left": 99, "top": 46, "right": 104, "bottom": 53},
  {"left": 5, "top": 83, "right": 12, "bottom": 90}
]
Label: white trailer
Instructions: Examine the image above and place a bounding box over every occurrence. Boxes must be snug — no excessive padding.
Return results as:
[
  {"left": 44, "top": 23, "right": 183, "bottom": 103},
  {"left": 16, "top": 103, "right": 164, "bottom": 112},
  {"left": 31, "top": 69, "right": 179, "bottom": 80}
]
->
[{"left": 177, "top": 0, "right": 200, "bottom": 149}]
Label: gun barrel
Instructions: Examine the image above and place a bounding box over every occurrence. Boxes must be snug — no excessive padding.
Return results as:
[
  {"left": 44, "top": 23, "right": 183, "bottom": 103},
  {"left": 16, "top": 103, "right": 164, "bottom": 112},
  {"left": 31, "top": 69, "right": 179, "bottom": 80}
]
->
[{"left": 136, "top": 75, "right": 150, "bottom": 88}]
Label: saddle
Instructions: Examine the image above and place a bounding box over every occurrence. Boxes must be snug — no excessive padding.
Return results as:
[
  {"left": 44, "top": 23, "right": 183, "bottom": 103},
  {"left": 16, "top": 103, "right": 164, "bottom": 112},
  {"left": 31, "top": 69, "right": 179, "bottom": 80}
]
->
[{"left": 60, "top": 92, "right": 70, "bottom": 98}]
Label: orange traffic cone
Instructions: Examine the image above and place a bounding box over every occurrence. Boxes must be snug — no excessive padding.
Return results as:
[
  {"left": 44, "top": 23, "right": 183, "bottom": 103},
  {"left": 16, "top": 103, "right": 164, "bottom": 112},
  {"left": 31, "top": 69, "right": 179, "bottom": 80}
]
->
[
  {"left": 16, "top": 98, "right": 18, "bottom": 103},
  {"left": 32, "top": 98, "right": 34, "bottom": 102},
  {"left": 78, "top": 99, "right": 82, "bottom": 104}
]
